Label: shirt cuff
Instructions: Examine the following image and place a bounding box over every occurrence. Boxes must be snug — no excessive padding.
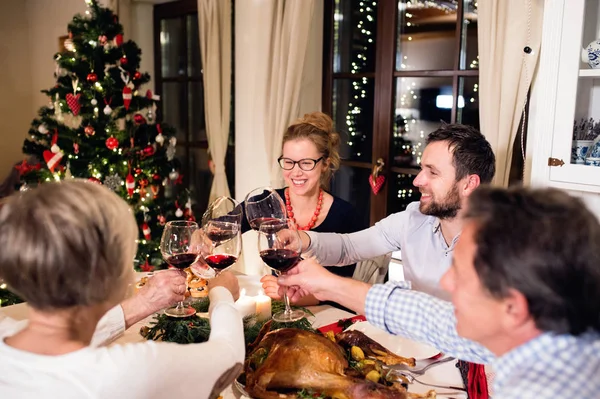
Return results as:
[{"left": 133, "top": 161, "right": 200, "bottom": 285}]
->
[
  {"left": 365, "top": 281, "right": 411, "bottom": 332},
  {"left": 90, "top": 304, "right": 126, "bottom": 347},
  {"left": 209, "top": 286, "right": 235, "bottom": 313}
]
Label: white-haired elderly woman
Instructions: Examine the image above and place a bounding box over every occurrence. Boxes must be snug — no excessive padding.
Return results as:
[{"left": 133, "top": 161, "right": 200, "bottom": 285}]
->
[{"left": 0, "top": 180, "right": 244, "bottom": 398}]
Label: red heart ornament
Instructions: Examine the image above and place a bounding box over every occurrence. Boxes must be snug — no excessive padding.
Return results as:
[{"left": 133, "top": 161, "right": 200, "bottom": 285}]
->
[
  {"left": 43, "top": 150, "right": 63, "bottom": 172},
  {"left": 65, "top": 93, "right": 81, "bottom": 116},
  {"left": 369, "top": 174, "right": 385, "bottom": 195}
]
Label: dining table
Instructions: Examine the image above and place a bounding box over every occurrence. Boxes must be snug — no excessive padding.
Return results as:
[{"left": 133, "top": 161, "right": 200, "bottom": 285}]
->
[{"left": 0, "top": 272, "right": 467, "bottom": 399}]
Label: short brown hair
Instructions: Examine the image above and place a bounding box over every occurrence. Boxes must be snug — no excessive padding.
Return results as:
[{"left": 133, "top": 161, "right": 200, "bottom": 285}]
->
[
  {"left": 465, "top": 186, "right": 600, "bottom": 335},
  {"left": 282, "top": 112, "right": 341, "bottom": 188},
  {"left": 0, "top": 179, "right": 137, "bottom": 310},
  {"left": 426, "top": 123, "right": 495, "bottom": 184}
]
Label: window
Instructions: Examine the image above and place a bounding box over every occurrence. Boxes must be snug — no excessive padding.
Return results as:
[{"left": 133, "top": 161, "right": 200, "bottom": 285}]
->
[
  {"left": 154, "top": 0, "right": 234, "bottom": 215},
  {"left": 323, "top": 0, "right": 479, "bottom": 224}
]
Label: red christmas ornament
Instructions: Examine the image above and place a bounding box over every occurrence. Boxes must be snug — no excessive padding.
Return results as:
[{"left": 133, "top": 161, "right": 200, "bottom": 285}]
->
[
  {"left": 153, "top": 173, "right": 161, "bottom": 180},
  {"left": 114, "top": 33, "right": 123, "bottom": 46},
  {"left": 65, "top": 93, "right": 81, "bottom": 116},
  {"left": 142, "top": 145, "right": 155, "bottom": 157},
  {"left": 98, "top": 35, "right": 108, "bottom": 45},
  {"left": 126, "top": 173, "right": 135, "bottom": 197},
  {"left": 86, "top": 73, "right": 98, "bottom": 83},
  {"left": 133, "top": 71, "right": 142, "bottom": 80},
  {"left": 368, "top": 174, "right": 386, "bottom": 195},
  {"left": 135, "top": 168, "right": 142, "bottom": 175},
  {"left": 141, "top": 222, "right": 151, "bottom": 240},
  {"left": 120, "top": 56, "right": 128, "bottom": 65},
  {"left": 88, "top": 177, "right": 102, "bottom": 184},
  {"left": 122, "top": 86, "right": 132, "bottom": 110},
  {"left": 134, "top": 114, "right": 146, "bottom": 125},
  {"left": 105, "top": 136, "right": 119, "bottom": 150},
  {"left": 84, "top": 125, "right": 95, "bottom": 136},
  {"left": 73, "top": 143, "right": 79, "bottom": 154}
]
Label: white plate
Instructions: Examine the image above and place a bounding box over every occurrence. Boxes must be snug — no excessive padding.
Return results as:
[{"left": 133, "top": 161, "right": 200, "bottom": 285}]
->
[
  {"left": 345, "top": 321, "right": 439, "bottom": 360},
  {"left": 345, "top": 321, "right": 466, "bottom": 397}
]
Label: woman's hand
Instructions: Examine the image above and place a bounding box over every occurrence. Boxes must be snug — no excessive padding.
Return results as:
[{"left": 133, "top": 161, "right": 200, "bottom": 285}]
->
[{"left": 260, "top": 275, "right": 282, "bottom": 300}]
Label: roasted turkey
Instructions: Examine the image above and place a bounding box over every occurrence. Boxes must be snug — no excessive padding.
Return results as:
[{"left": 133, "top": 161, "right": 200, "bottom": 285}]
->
[{"left": 244, "top": 327, "right": 409, "bottom": 399}]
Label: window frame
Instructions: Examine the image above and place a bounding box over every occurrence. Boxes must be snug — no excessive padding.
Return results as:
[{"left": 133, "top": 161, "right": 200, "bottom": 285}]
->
[{"left": 322, "top": 0, "right": 479, "bottom": 223}]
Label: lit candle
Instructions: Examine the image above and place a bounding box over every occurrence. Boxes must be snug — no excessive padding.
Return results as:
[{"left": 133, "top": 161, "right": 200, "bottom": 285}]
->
[
  {"left": 234, "top": 289, "right": 256, "bottom": 318},
  {"left": 255, "top": 291, "right": 272, "bottom": 322}
]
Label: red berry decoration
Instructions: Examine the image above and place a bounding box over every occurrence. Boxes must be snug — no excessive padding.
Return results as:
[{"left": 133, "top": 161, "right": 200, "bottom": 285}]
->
[
  {"left": 133, "top": 71, "right": 142, "bottom": 80},
  {"left": 87, "top": 73, "right": 98, "bottom": 83},
  {"left": 153, "top": 173, "right": 161, "bottom": 180},
  {"left": 105, "top": 136, "right": 119, "bottom": 150},
  {"left": 84, "top": 125, "right": 95, "bottom": 136},
  {"left": 143, "top": 145, "right": 155, "bottom": 156},
  {"left": 134, "top": 114, "right": 146, "bottom": 125},
  {"left": 120, "top": 56, "right": 128, "bottom": 65},
  {"left": 135, "top": 168, "right": 142, "bottom": 175}
]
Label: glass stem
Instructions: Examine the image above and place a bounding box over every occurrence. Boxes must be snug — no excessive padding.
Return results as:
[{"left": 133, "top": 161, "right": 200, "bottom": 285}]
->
[{"left": 282, "top": 285, "right": 292, "bottom": 315}]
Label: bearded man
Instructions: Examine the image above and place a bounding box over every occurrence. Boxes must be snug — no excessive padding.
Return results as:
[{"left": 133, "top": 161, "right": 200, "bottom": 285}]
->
[{"left": 262, "top": 123, "right": 495, "bottom": 300}]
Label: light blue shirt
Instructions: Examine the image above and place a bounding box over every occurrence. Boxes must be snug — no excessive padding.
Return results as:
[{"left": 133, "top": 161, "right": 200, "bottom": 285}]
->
[
  {"left": 365, "top": 282, "right": 600, "bottom": 398},
  {"left": 306, "top": 202, "right": 458, "bottom": 300}
]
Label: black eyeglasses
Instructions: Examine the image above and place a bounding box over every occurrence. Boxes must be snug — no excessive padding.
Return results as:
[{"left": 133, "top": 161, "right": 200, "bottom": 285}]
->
[{"left": 277, "top": 156, "right": 324, "bottom": 171}]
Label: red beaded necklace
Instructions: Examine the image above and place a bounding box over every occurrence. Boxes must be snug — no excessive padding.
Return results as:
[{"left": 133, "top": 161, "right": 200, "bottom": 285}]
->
[{"left": 284, "top": 188, "right": 323, "bottom": 231}]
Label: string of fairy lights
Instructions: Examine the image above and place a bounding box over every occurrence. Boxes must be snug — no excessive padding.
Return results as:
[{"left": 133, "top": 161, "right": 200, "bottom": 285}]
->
[{"left": 338, "top": 0, "right": 479, "bottom": 209}]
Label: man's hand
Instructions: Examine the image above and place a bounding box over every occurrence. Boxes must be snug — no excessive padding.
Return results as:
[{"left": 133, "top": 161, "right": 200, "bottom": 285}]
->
[
  {"left": 260, "top": 275, "right": 282, "bottom": 300},
  {"left": 276, "top": 258, "right": 337, "bottom": 302},
  {"left": 208, "top": 271, "right": 240, "bottom": 301},
  {"left": 278, "top": 258, "right": 372, "bottom": 315}
]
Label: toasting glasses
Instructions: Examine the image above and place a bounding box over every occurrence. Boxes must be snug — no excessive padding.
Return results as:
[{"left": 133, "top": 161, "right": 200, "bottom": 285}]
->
[
  {"left": 257, "top": 219, "right": 306, "bottom": 323},
  {"left": 244, "top": 187, "right": 287, "bottom": 230},
  {"left": 160, "top": 221, "right": 199, "bottom": 318},
  {"left": 200, "top": 196, "right": 243, "bottom": 276}
]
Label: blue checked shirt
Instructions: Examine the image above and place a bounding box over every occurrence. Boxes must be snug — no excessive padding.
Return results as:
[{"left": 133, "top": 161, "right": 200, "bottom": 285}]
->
[{"left": 365, "top": 282, "right": 600, "bottom": 398}]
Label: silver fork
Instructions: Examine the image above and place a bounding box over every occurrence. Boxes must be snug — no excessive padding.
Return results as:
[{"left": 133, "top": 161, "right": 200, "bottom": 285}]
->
[
  {"left": 378, "top": 353, "right": 456, "bottom": 375},
  {"left": 387, "top": 370, "right": 467, "bottom": 392}
]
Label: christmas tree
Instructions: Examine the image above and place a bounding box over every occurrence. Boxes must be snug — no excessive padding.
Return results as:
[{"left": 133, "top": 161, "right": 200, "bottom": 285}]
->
[{"left": 13, "top": 0, "right": 191, "bottom": 276}]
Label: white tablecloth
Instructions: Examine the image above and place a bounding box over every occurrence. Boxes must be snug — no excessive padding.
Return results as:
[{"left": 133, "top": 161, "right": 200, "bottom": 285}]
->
[{"left": 0, "top": 273, "right": 466, "bottom": 398}]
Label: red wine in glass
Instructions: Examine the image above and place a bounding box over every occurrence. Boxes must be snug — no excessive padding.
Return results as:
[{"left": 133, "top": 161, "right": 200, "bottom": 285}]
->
[
  {"left": 259, "top": 249, "right": 300, "bottom": 273},
  {"left": 205, "top": 229, "right": 237, "bottom": 245},
  {"left": 167, "top": 253, "right": 199, "bottom": 269},
  {"left": 205, "top": 254, "right": 238, "bottom": 271},
  {"left": 249, "top": 217, "right": 282, "bottom": 231}
]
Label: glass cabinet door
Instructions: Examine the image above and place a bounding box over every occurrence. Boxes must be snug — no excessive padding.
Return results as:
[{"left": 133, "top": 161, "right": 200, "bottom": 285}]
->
[{"left": 547, "top": 0, "right": 600, "bottom": 191}]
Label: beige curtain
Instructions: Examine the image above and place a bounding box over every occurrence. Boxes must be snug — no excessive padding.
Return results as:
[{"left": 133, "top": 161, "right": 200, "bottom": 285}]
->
[
  {"left": 263, "top": 0, "right": 316, "bottom": 187},
  {"left": 478, "top": 0, "right": 544, "bottom": 187},
  {"left": 197, "top": 0, "right": 232, "bottom": 200}
]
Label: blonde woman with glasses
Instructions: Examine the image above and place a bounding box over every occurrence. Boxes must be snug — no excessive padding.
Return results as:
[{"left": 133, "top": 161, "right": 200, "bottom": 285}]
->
[
  {"left": 240, "top": 112, "right": 366, "bottom": 307},
  {"left": 0, "top": 180, "right": 244, "bottom": 399}
]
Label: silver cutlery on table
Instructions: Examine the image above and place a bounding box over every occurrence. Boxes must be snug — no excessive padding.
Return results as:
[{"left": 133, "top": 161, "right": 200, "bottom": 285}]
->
[
  {"left": 387, "top": 370, "right": 467, "bottom": 392},
  {"left": 377, "top": 353, "right": 456, "bottom": 375}
]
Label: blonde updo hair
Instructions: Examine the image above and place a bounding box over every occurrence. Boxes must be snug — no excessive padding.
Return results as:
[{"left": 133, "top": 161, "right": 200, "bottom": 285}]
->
[
  {"left": 0, "top": 179, "right": 137, "bottom": 310},
  {"left": 282, "top": 112, "right": 341, "bottom": 188}
]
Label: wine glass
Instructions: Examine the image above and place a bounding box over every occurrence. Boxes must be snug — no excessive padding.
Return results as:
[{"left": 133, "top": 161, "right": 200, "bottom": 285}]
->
[
  {"left": 200, "top": 221, "right": 242, "bottom": 275},
  {"left": 160, "top": 220, "right": 199, "bottom": 318},
  {"left": 258, "top": 219, "right": 306, "bottom": 323},
  {"left": 201, "top": 196, "right": 243, "bottom": 227},
  {"left": 244, "top": 187, "right": 287, "bottom": 230}
]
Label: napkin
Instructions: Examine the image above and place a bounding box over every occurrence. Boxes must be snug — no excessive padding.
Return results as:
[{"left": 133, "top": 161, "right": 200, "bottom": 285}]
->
[{"left": 458, "top": 360, "right": 489, "bottom": 399}]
